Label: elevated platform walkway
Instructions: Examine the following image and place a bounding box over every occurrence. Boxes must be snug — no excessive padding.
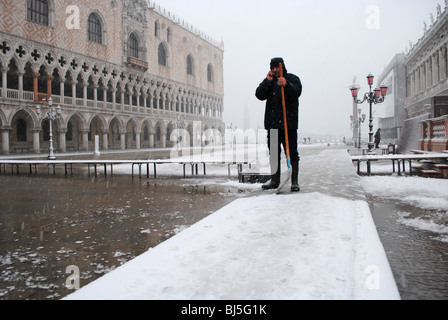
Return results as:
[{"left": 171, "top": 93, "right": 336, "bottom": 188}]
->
[
  {"left": 0, "top": 146, "right": 251, "bottom": 179},
  {"left": 64, "top": 147, "right": 400, "bottom": 300},
  {"left": 351, "top": 152, "right": 448, "bottom": 177},
  {"left": 0, "top": 159, "right": 249, "bottom": 179}
]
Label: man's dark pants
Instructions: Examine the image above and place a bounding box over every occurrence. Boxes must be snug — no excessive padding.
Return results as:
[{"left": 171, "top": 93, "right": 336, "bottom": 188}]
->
[{"left": 267, "top": 129, "right": 300, "bottom": 173}]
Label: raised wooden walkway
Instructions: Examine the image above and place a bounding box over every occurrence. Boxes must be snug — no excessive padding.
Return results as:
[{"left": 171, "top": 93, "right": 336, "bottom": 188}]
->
[
  {"left": 0, "top": 159, "right": 250, "bottom": 179},
  {"left": 351, "top": 151, "right": 448, "bottom": 176}
]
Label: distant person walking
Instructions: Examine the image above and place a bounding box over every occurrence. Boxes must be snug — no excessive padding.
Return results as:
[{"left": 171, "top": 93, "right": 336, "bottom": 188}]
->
[
  {"left": 255, "top": 57, "right": 302, "bottom": 192},
  {"left": 374, "top": 128, "right": 381, "bottom": 149}
]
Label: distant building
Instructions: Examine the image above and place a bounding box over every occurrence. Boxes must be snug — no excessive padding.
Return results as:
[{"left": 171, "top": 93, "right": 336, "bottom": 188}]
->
[
  {"left": 405, "top": 5, "right": 448, "bottom": 119},
  {"left": 376, "top": 53, "right": 407, "bottom": 143},
  {"left": 0, "top": 0, "right": 225, "bottom": 154},
  {"left": 378, "top": 3, "right": 448, "bottom": 152},
  {"left": 403, "top": 3, "right": 448, "bottom": 152}
]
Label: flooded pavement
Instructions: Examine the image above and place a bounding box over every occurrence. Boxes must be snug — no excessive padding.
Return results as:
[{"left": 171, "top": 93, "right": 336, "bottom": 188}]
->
[
  {"left": 0, "top": 174, "right": 244, "bottom": 300},
  {"left": 367, "top": 195, "right": 448, "bottom": 300},
  {"left": 1, "top": 145, "right": 447, "bottom": 300}
]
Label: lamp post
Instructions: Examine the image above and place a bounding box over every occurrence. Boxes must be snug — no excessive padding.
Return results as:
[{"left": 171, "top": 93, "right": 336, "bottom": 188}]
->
[
  {"left": 350, "top": 109, "right": 366, "bottom": 149},
  {"left": 36, "top": 97, "right": 61, "bottom": 160},
  {"left": 175, "top": 116, "right": 184, "bottom": 153},
  {"left": 350, "top": 73, "right": 387, "bottom": 154}
]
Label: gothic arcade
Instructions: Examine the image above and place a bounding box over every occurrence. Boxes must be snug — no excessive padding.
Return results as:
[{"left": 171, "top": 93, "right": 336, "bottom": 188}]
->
[{"left": 0, "top": 0, "right": 225, "bottom": 155}]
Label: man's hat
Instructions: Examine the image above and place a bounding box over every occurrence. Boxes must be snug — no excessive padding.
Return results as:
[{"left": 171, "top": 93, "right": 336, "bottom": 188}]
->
[{"left": 270, "top": 57, "right": 285, "bottom": 69}]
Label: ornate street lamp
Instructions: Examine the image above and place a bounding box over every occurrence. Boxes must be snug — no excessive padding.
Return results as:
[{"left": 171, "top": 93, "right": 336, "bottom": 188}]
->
[
  {"left": 350, "top": 109, "right": 366, "bottom": 149},
  {"left": 36, "top": 97, "right": 61, "bottom": 160},
  {"left": 350, "top": 73, "right": 387, "bottom": 154},
  {"left": 175, "top": 116, "right": 184, "bottom": 152}
]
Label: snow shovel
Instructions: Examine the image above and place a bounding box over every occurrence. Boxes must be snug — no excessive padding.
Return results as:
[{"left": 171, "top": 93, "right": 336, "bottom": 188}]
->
[{"left": 276, "top": 62, "right": 292, "bottom": 194}]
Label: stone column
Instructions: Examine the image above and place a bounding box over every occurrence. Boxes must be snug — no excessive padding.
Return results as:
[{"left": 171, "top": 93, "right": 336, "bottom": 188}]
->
[
  {"left": 434, "top": 52, "right": 440, "bottom": 83},
  {"left": 93, "top": 84, "right": 98, "bottom": 108},
  {"left": 32, "top": 129, "right": 40, "bottom": 154},
  {"left": 1, "top": 127, "right": 10, "bottom": 154},
  {"left": 411, "top": 71, "right": 416, "bottom": 95},
  {"left": 82, "top": 130, "right": 89, "bottom": 151},
  {"left": 161, "top": 95, "right": 166, "bottom": 113},
  {"left": 142, "top": 92, "right": 147, "bottom": 111},
  {"left": 59, "top": 128, "right": 67, "bottom": 153},
  {"left": 102, "top": 131, "right": 109, "bottom": 151},
  {"left": 419, "top": 65, "right": 424, "bottom": 92},
  {"left": 136, "top": 90, "right": 141, "bottom": 108},
  {"left": 72, "top": 81, "right": 77, "bottom": 104},
  {"left": 111, "top": 88, "right": 117, "bottom": 110},
  {"left": 120, "top": 131, "right": 126, "bottom": 150},
  {"left": 161, "top": 133, "right": 166, "bottom": 148},
  {"left": 148, "top": 92, "right": 153, "bottom": 114},
  {"left": 47, "top": 75, "right": 54, "bottom": 99},
  {"left": 83, "top": 84, "right": 87, "bottom": 107},
  {"left": 135, "top": 131, "right": 141, "bottom": 150},
  {"left": 1, "top": 66, "right": 7, "bottom": 98},
  {"left": 18, "top": 72, "right": 24, "bottom": 99},
  {"left": 149, "top": 131, "right": 155, "bottom": 149},
  {"left": 154, "top": 92, "right": 159, "bottom": 114},
  {"left": 60, "top": 80, "right": 65, "bottom": 103},
  {"left": 33, "top": 73, "right": 40, "bottom": 102},
  {"left": 440, "top": 47, "right": 446, "bottom": 81}
]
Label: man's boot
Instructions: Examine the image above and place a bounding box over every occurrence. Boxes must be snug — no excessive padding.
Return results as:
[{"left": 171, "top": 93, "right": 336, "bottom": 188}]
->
[
  {"left": 291, "top": 161, "right": 300, "bottom": 192},
  {"left": 262, "top": 162, "right": 281, "bottom": 190}
]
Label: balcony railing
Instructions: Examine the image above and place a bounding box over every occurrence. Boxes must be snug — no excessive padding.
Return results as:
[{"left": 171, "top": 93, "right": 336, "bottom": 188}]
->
[
  {"left": 1, "top": 89, "right": 223, "bottom": 121},
  {"left": 127, "top": 57, "right": 149, "bottom": 71},
  {"left": 420, "top": 115, "right": 448, "bottom": 152}
]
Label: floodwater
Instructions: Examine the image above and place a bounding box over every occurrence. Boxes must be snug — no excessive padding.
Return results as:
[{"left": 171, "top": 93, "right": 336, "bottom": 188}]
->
[
  {"left": 1, "top": 146, "right": 447, "bottom": 300},
  {"left": 367, "top": 196, "right": 448, "bottom": 300},
  {"left": 0, "top": 174, "right": 241, "bottom": 300}
]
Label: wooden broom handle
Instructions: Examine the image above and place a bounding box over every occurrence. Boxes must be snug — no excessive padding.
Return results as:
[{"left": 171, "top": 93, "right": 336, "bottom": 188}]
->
[{"left": 279, "top": 63, "right": 290, "bottom": 160}]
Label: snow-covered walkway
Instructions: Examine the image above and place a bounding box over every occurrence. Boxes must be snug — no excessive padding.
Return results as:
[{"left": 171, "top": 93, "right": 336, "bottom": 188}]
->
[{"left": 64, "top": 146, "right": 400, "bottom": 300}]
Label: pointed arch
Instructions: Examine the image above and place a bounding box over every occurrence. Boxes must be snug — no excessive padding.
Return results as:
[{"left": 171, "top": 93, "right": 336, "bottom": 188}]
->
[
  {"left": 108, "top": 116, "right": 124, "bottom": 150},
  {"left": 187, "top": 54, "right": 194, "bottom": 76},
  {"left": 128, "top": 31, "right": 140, "bottom": 59},
  {"left": 158, "top": 42, "right": 169, "bottom": 67},
  {"left": 87, "top": 11, "right": 106, "bottom": 45},
  {"left": 207, "top": 63, "right": 214, "bottom": 83}
]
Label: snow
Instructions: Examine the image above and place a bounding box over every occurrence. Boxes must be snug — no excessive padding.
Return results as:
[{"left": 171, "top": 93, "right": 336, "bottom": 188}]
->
[
  {"left": 360, "top": 176, "right": 448, "bottom": 211},
  {"left": 64, "top": 145, "right": 401, "bottom": 300},
  {"left": 360, "top": 175, "right": 448, "bottom": 243}
]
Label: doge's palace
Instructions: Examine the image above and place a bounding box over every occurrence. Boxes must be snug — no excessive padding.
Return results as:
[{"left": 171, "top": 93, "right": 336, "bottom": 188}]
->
[{"left": 0, "top": 0, "right": 225, "bottom": 154}]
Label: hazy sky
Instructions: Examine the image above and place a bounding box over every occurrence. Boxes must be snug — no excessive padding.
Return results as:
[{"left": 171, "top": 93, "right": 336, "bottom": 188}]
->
[{"left": 160, "top": 0, "right": 442, "bottom": 138}]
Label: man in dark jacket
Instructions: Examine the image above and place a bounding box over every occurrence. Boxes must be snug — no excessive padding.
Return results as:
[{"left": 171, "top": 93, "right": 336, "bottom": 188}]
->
[
  {"left": 374, "top": 128, "right": 381, "bottom": 149},
  {"left": 256, "top": 57, "right": 302, "bottom": 192}
]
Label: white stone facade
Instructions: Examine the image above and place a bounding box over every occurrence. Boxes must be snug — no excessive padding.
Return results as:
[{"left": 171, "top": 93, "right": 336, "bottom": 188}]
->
[
  {"left": 0, "top": 0, "right": 225, "bottom": 154},
  {"left": 405, "top": 3, "right": 448, "bottom": 119}
]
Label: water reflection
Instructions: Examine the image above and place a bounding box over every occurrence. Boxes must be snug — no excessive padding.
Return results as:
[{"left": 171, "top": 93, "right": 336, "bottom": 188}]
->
[
  {"left": 0, "top": 175, "right": 239, "bottom": 300},
  {"left": 367, "top": 196, "right": 448, "bottom": 300}
]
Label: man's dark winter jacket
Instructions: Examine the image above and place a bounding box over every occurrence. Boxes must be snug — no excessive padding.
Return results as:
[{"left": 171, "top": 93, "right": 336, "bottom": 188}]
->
[{"left": 255, "top": 73, "right": 302, "bottom": 130}]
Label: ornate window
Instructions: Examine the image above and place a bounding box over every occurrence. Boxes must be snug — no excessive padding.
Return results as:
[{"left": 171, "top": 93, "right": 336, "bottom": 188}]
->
[
  {"left": 187, "top": 54, "right": 194, "bottom": 75},
  {"left": 207, "top": 64, "right": 214, "bottom": 83},
  {"left": 129, "top": 33, "right": 139, "bottom": 58},
  {"left": 88, "top": 13, "right": 103, "bottom": 44},
  {"left": 27, "top": 0, "right": 49, "bottom": 26},
  {"left": 167, "top": 27, "right": 172, "bottom": 43},
  {"left": 158, "top": 43, "right": 167, "bottom": 66},
  {"left": 155, "top": 21, "right": 160, "bottom": 38}
]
